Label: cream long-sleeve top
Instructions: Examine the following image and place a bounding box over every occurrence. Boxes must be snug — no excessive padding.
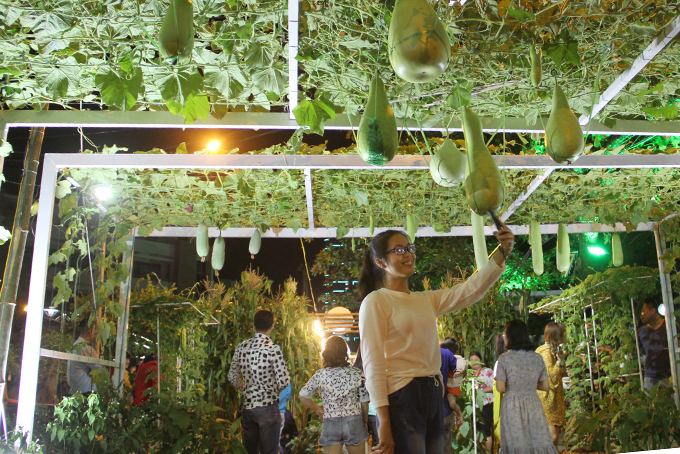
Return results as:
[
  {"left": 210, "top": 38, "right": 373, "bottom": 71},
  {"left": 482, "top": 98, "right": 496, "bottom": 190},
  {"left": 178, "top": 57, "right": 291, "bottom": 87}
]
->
[{"left": 359, "top": 259, "right": 505, "bottom": 408}]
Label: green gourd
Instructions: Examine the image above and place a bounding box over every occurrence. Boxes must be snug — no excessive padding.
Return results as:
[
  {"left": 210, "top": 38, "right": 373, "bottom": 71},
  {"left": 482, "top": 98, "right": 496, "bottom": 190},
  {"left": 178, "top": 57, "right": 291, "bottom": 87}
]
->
[
  {"left": 369, "top": 215, "right": 375, "bottom": 236},
  {"left": 159, "top": 0, "right": 194, "bottom": 62},
  {"left": 612, "top": 233, "right": 623, "bottom": 267},
  {"left": 556, "top": 224, "right": 570, "bottom": 274},
  {"left": 388, "top": 0, "right": 451, "bottom": 83},
  {"left": 471, "top": 210, "right": 488, "bottom": 270},
  {"left": 529, "top": 220, "right": 544, "bottom": 275},
  {"left": 462, "top": 108, "right": 505, "bottom": 216},
  {"left": 545, "top": 85, "right": 585, "bottom": 164},
  {"left": 429, "top": 138, "right": 466, "bottom": 186},
  {"left": 406, "top": 213, "right": 417, "bottom": 243},
  {"left": 357, "top": 77, "right": 399, "bottom": 166},
  {"left": 530, "top": 45, "right": 542, "bottom": 87},
  {"left": 212, "top": 237, "right": 225, "bottom": 274},
  {"left": 196, "top": 222, "right": 208, "bottom": 261},
  {"left": 249, "top": 229, "right": 261, "bottom": 258}
]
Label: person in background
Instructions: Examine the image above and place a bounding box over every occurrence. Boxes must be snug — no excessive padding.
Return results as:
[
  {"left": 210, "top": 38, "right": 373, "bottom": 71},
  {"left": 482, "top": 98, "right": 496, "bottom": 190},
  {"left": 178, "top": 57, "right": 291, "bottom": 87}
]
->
[
  {"left": 639, "top": 300, "right": 672, "bottom": 391},
  {"left": 469, "top": 351, "right": 494, "bottom": 452},
  {"left": 367, "top": 402, "right": 380, "bottom": 448},
  {"left": 439, "top": 342, "right": 458, "bottom": 454},
  {"left": 536, "top": 322, "right": 568, "bottom": 446},
  {"left": 67, "top": 319, "right": 101, "bottom": 396},
  {"left": 299, "top": 336, "right": 369, "bottom": 454},
  {"left": 132, "top": 354, "right": 159, "bottom": 405},
  {"left": 440, "top": 337, "right": 465, "bottom": 428},
  {"left": 229, "top": 310, "right": 290, "bottom": 454},
  {"left": 279, "top": 382, "right": 292, "bottom": 452},
  {"left": 495, "top": 320, "right": 557, "bottom": 454},
  {"left": 492, "top": 333, "right": 506, "bottom": 454},
  {"left": 358, "top": 225, "right": 513, "bottom": 454}
]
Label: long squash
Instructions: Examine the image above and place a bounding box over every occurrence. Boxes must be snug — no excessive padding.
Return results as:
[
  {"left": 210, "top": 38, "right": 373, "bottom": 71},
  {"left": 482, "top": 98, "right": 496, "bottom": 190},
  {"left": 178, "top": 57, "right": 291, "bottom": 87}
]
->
[
  {"left": 212, "top": 237, "right": 225, "bottom": 274},
  {"left": 529, "top": 220, "right": 543, "bottom": 275},
  {"left": 357, "top": 77, "right": 399, "bottom": 166},
  {"left": 462, "top": 108, "right": 505, "bottom": 216},
  {"left": 612, "top": 233, "right": 623, "bottom": 267},
  {"left": 545, "top": 85, "right": 584, "bottom": 165},
  {"left": 556, "top": 224, "right": 570, "bottom": 274},
  {"left": 196, "top": 222, "right": 208, "bottom": 261},
  {"left": 388, "top": 0, "right": 450, "bottom": 83},
  {"left": 249, "top": 229, "right": 261, "bottom": 257},
  {"left": 158, "top": 0, "right": 195, "bottom": 62},
  {"left": 406, "top": 213, "right": 417, "bottom": 243},
  {"left": 530, "top": 45, "right": 542, "bottom": 87},
  {"left": 369, "top": 214, "right": 375, "bottom": 236},
  {"left": 471, "top": 210, "right": 488, "bottom": 270},
  {"left": 429, "top": 138, "right": 466, "bottom": 186}
]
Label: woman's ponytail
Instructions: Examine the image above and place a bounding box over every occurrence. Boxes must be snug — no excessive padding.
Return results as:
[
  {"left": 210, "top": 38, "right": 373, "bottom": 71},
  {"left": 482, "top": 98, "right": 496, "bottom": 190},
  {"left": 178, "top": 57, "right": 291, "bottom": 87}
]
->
[
  {"left": 357, "top": 250, "right": 378, "bottom": 302},
  {"left": 356, "top": 229, "right": 408, "bottom": 303}
]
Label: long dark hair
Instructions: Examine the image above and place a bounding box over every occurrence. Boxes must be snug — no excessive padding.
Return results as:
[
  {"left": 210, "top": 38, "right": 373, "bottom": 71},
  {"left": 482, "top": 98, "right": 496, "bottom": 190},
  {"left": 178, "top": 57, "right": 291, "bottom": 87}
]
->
[
  {"left": 356, "top": 229, "right": 409, "bottom": 302},
  {"left": 495, "top": 332, "right": 507, "bottom": 358},
  {"left": 504, "top": 319, "right": 535, "bottom": 351}
]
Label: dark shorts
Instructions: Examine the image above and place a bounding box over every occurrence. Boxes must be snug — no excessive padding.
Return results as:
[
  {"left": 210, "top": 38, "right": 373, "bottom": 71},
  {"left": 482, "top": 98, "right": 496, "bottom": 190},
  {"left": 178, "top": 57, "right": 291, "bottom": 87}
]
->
[
  {"left": 475, "top": 403, "right": 494, "bottom": 437},
  {"left": 319, "top": 414, "right": 369, "bottom": 446}
]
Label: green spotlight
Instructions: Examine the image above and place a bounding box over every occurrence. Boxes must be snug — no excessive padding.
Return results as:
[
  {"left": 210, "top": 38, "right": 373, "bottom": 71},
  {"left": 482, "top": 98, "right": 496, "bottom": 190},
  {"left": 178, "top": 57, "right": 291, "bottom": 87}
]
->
[{"left": 587, "top": 246, "right": 607, "bottom": 256}]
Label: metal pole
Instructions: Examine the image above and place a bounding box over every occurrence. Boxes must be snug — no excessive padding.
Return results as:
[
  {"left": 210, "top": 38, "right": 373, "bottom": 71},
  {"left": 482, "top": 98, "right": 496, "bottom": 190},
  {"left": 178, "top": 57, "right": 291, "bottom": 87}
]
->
[
  {"left": 654, "top": 224, "right": 680, "bottom": 408},
  {"left": 630, "top": 298, "right": 644, "bottom": 391},
  {"left": 15, "top": 155, "right": 58, "bottom": 440},
  {"left": 584, "top": 310, "right": 596, "bottom": 410},
  {"left": 157, "top": 309, "right": 161, "bottom": 396},
  {"left": 112, "top": 235, "right": 135, "bottom": 394},
  {"left": 471, "top": 377, "right": 478, "bottom": 454}
]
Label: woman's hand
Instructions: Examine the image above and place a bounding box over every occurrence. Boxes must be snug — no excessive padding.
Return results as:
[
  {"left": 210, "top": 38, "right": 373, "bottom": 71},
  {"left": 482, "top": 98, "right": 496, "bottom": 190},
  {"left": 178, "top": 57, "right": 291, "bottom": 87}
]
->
[
  {"left": 556, "top": 350, "right": 568, "bottom": 361},
  {"left": 315, "top": 406, "right": 324, "bottom": 419},
  {"left": 373, "top": 422, "right": 395, "bottom": 454},
  {"left": 492, "top": 218, "right": 515, "bottom": 265}
]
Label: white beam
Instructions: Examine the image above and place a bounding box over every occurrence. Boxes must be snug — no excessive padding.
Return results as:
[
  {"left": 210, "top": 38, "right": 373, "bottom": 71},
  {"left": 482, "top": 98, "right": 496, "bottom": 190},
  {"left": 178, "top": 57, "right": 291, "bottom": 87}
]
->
[
  {"left": 500, "top": 169, "right": 554, "bottom": 222},
  {"left": 579, "top": 15, "right": 680, "bottom": 125},
  {"left": 45, "top": 152, "right": 680, "bottom": 171},
  {"left": 40, "top": 349, "right": 117, "bottom": 368},
  {"left": 3, "top": 110, "right": 680, "bottom": 136},
  {"left": 303, "top": 168, "right": 315, "bottom": 229},
  {"left": 288, "top": 0, "right": 299, "bottom": 119},
  {"left": 144, "top": 222, "right": 658, "bottom": 239}
]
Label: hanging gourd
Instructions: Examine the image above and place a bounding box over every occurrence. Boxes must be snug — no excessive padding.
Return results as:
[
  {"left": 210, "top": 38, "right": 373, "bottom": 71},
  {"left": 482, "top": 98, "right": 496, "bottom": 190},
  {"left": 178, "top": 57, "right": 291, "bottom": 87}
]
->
[
  {"left": 462, "top": 108, "right": 505, "bottom": 216},
  {"left": 545, "top": 85, "right": 584, "bottom": 165},
  {"left": 405, "top": 213, "right": 417, "bottom": 243},
  {"left": 429, "top": 138, "right": 466, "bottom": 186},
  {"left": 158, "top": 0, "right": 195, "bottom": 63},
  {"left": 471, "top": 210, "right": 488, "bottom": 270},
  {"left": 212, "top": 237, "right": 225, "bottom": 276},
  {"left": 369, "top": 214, "right": 375, "bottom": 236},
  {"left": 529, "top": 220, "right": 544, "bottom": 275},
  {"left": 196, "top": 222, "right": 209, "bottom": 261},
  {"left": 249, "top": 229, "right": 261, "bottom": 259},
  {"left": 530, "top": 44, "right": 542, "bottom": 87},
  {"left": 357, "top": 77, "right": 399, "bottom": 166},
  {"left": 388, "top": 0, "right": 451, "bottom": 83},
  {"left": 612, "top": 233, "right": 623, "bottom": 267},
  {"left": 556, "top": 224, "right": 570, "bottom": 274}
]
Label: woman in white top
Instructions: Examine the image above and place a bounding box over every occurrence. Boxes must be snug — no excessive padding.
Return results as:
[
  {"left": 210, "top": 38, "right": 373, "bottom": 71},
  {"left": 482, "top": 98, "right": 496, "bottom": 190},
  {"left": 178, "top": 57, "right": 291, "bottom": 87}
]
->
[
  {"left": 358, "top": 225, "right": 514, "bottom": 454},
  {"left": 300, "top": 336, "right": 370, "bottom": 454}
]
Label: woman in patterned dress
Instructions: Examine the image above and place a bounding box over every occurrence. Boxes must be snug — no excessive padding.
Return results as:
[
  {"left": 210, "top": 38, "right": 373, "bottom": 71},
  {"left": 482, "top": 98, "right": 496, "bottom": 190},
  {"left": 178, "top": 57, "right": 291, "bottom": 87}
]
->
[
  {"left": 536, "top": 322, "right": 567, "bottom": 446},
  {"left": 495, "top": 320, "right": 558, "bottom": 454},
  {"left": 469, "top": 351, "right": 494, "bottom": 452},
  {"left": 299, "top": 336, "right": 370, "bottom": 454}
]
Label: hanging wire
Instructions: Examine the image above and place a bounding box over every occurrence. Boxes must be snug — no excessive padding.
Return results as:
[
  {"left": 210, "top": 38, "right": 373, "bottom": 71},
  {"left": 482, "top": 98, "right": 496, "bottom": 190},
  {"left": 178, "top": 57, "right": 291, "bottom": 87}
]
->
[{"left": 299, "top": 238, "right": 316, "bottom": 312}]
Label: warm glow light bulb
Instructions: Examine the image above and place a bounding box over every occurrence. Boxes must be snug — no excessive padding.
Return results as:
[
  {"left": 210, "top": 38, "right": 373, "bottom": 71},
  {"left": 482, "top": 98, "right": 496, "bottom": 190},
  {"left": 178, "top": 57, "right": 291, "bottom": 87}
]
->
[
  {"left": 313, "top": 320, "right": 325, "bottom": 338},
  {"left": 93, "top": 185, "right": 112, "bottom": 201},
  {"left": 207, "top": 141, "right": 220, "bottom": 152}
]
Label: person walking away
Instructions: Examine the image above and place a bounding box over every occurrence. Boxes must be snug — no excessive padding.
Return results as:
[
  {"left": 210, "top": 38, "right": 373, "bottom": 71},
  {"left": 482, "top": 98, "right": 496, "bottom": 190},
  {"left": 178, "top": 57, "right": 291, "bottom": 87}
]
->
[
  {"left": 495, "top": 320, "right": 557, "bottom": 454},
  {"left": 492, "top": 333, "right": 506, "bottom": 453},
  {"left": 229, "top": 310, "right": 291, "bottom": 454},
  {"left": 358, "top": 224, "right": 514, "bottom": 454},
  {"left": 639, "top": 300, "right": 673, "bottom": 391},
  {"left": 469, "top": 351, "right": 494, "bottom": 452},
  {"left": 299, "top": 336, "right": 369, "bottom": 454},
  {"left": 439, "top": 343, "right": 458, "bottom": 454},
  {"left": 279, "top": 383, "right": 292, "bottom": 452},
  {"left": 132, "top": 354, "right": 159, "bottom": 405},
  {"left": 536, "top": 322, "right": 567, "bottom": 446},
  {"left": 440, "top": 337, "right": 465, "bottom": 428},
  {"left": 67, "top": 319, "right": 101, "bottom": 396}
]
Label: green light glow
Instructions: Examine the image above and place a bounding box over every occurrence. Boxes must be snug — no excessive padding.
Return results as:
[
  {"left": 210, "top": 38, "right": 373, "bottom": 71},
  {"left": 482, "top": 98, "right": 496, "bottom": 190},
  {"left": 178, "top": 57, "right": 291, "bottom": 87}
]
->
[
  {"left": 583, "top": 232, "right": 598, "bottom": 243},
  {"left": 587, "top": 246, "right": 607, "bottom": 256}
]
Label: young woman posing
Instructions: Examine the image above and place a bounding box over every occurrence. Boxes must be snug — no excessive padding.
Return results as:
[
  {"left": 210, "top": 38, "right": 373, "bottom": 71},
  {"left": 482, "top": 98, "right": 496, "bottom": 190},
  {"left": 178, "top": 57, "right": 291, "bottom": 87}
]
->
[{"left": 358, "top": 223, "right": 514, "bottom": 454}]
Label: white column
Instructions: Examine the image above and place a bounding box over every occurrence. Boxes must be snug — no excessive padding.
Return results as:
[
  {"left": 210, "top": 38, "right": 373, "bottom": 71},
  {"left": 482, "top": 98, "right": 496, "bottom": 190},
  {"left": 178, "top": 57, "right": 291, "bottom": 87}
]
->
[
  {"left": 288, "top": 0, "right": 299, "bottom": 119},
  {"left": 15, "top": 156, "right": 58, "bottom": 440},
  {"left": 112, "top": 236, "right": 135, "bottom": 394}
]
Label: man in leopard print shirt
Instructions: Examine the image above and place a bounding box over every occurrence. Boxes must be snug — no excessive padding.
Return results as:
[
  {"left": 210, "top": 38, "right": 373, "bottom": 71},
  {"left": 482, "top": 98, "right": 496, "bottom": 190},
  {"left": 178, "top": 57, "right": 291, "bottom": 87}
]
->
[{"left": 229, "top": 310, "right": 290, "bottom": 454}]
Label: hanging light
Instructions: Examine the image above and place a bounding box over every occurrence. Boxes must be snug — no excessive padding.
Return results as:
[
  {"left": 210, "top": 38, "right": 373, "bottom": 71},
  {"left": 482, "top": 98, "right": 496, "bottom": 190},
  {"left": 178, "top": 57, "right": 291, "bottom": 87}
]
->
[
  {"left": 93, "top": 185, "right": 112, "bottom": 201},
  {"left": 207, "top": 141, "right": 220, "bottom": 152},
  {"left": 587, "top": 246, "right": 607, "bottom": 256},
  {"left": 44, "top": 306, "right": 59, "bottom": 317},
  {"left": 658, "top": 304, "right": 667, "bottom": 317}
]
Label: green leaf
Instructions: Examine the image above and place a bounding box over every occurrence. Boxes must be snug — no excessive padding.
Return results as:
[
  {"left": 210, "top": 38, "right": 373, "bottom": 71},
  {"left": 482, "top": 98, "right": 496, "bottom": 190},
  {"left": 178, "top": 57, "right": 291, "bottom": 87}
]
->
[
  {"left": 642, "top": 105, "right": 678, "bottom": 120},
  {"left": 459, "top": 421, "right": 470, "bottom": 437},
  {"left": 252, "top": 67, "right": 286, "bottom": 95},
  {"left": 137, "top": 225, "right": 153, "bottom": 237},
  {"left": 155, "top": 68, "right": 204, "bottom": 106},
  {"left": 55, "top": 180, "right": 72, "bottom": 199},
  {"left": 354, "top": 190, "right": 369, "bottom": 207},
  {"left": 0, "top": 139, "right": 13, "bottom": 158},
  {"left": 244, "top": 42, "right": 273, "bottom": 69},
  {"left": 95, "top": 66, "right": 144, "bottom": 111},
  {"left": 506, "top": 8, "right": 535, "bottom": 23},
  {"left": 205, "top": 66, "right": 246, "bottom": 100},
  {"left": 293, "top": 99, "right": 335, "bottom": 136},
  {"left": 544, "top": 37, "right": 580, "bottom": 69},
  {"left": 288, "top": 218, "right": 303, "bottom": 233},
  {"left": 629, "top": 408, "right": 649, "bottom": 423},
  {"left": 0, "top": 226, "right": 11, "bottom": 245},
  {"left": 446, "top": 85, "right": 472, "bottom": 108},
  {"left": 336, "top": 226, "right": 349, "bottom": 238},
  {"left": 636, "top": 82, "right": 664, "bottom": 100},
  {"left": 177, "top": 93, "right": 211, "bottom": 124},
  {"left": 236, "top": 23, "right": 252, "bottom": 40},
  {"left": 35, "top": 61, "right": 78, "bottom": 98}
]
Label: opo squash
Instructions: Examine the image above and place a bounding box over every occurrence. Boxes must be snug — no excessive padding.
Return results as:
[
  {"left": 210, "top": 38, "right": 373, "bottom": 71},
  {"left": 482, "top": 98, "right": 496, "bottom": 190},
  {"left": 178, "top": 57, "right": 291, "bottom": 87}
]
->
[
  {"left": 357, "top": 77, "right": 399, "bottom": 166},
  {"left": 530, "top": 45, "right": 542, "bottom": 87},
  {"left": 612, "top": 233, "right": 623, "bottom": 267},
  {"left": 369, "top": 214, "right": 375, "bottom": 236},
  {"left": 406, "top": 213, "right": 417, "bottom": 243},
  {"left": 158, "top": 0, "right": 195, "bottom": 63},
  {"left": 249, "top": 229, "right": 261, "bottom": 258},
  {"left": 556, "top": 224, "right": 570, "bottom": 274},
  {"left": 212, "top": 237, "right": 225, "bottom": 274},
  {"left": 529, "top": 220, "right": 544, "bottom": 275},
  {"left": 429, "top": 138, "right": 466, "bottom": 186},
  {"left": 545, "top": 85, "right": 584, "bottom": 165},
  {"left": 388, "top": 0, "right": 451, "bottom": 83},
  {"left": 196, "top": 222, "right": 208, "bottom": 262},
  {"left": 471, "top": 210, "right": 488, "bottom": 270},
  {"left": 462, "top": 108, "right": 505, "bottom": 216}
]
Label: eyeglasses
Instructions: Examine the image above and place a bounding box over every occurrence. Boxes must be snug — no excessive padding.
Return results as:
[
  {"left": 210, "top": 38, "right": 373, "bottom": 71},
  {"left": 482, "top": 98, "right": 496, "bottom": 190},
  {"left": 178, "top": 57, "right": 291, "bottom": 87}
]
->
[{"left": 386, "top": 244, "right": 416, "bottom": 256}]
